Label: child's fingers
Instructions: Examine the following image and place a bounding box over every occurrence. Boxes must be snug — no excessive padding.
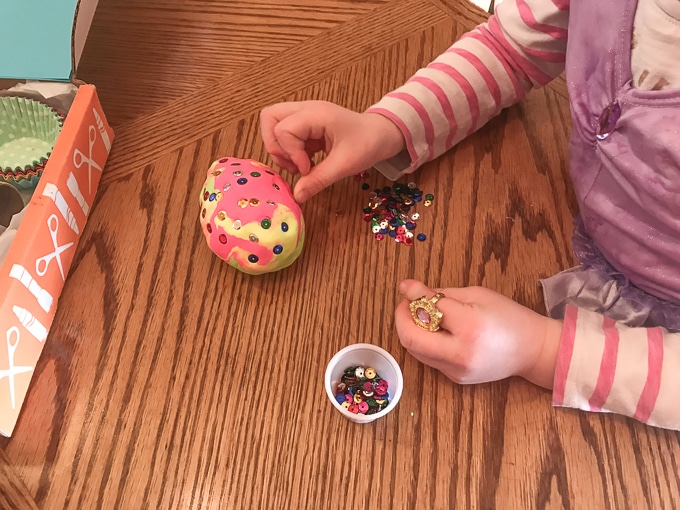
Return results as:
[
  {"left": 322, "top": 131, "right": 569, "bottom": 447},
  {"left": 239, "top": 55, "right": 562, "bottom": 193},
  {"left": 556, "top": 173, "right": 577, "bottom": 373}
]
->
[
  {"left": 394, "top": 298, "right": 466, "bottom": 362},
  {"left": 397, "top": 279, "right": 470, "bottom": 334},
  {"left": 270, "top": 154, "right": 299, "bottom": 175},
  {"left": 260, "top": 103, "right": 305, "bottom": 172},
  {"left": 273, "top": 106, "right": 337, "bottom": 177},
  {"left": 398, "top": 279, "right": 474, "bottom": 304},
  {"left": 294, "top": 172, "right": 330, "bottom": 203},
  {"left": 398, "top": 279, "right": 438, "bottom": 301}
]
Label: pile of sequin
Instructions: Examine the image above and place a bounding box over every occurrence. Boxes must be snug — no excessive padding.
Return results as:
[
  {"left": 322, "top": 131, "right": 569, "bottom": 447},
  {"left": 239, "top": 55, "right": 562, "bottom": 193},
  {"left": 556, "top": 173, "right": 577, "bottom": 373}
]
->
[
  {"left": 357, "top": 174, "right": 434, "bottom": 245},
  {"left": 333, "top": 365, "right": 390, "bottom": 415}
]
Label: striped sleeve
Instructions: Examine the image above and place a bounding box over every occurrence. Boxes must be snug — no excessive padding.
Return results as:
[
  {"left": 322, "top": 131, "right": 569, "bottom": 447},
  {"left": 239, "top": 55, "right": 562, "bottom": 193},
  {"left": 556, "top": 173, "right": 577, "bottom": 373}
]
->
[
  {"left": 553, "top": 305, "right": 680, "bottom": 431},
  {"left": 367, "top": 0, "right": 569, "bottom": 175}
]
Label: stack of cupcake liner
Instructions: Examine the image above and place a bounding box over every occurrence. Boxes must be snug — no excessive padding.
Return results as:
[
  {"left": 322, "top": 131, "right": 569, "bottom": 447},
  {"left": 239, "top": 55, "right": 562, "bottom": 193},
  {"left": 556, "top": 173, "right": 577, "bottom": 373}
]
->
[{"left": 0, "top": 95, "right": 64, "bottom": 190}]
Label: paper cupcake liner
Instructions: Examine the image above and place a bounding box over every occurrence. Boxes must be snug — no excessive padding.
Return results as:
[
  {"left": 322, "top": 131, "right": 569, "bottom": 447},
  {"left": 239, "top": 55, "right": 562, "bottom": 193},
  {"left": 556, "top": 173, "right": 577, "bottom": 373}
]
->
[{"left": 0, "top": 95, "right": 64, "bottom": 189}]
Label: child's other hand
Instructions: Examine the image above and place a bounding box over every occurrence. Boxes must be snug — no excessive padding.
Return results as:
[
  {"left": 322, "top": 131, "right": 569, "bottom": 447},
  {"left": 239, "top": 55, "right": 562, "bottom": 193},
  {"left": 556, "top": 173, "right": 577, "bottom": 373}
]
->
[
  {"left": 259, "top": 101, "right": 405, "bottom": 203},
  {"left": 395, "top": 280, "right": 563, "bottom": 389}
]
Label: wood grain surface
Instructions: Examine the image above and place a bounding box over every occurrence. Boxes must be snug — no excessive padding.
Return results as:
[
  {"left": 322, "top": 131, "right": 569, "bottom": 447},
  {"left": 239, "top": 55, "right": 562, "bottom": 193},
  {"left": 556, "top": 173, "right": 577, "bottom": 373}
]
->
[{"left": 2, "top": 0, "right": 679, "bottom": 508}]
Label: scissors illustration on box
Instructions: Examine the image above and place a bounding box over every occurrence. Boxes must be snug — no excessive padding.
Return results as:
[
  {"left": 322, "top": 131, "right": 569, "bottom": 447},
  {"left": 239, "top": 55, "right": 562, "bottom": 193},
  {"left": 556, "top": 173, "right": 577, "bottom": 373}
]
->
[
  {"left": 73, "top": 125, "right": 103, "bottom": 194},
  {"left": 36, "top": 214, "right": 75, "bottom": 281},
  {"left": 0, "top": 327, "right": 34, "bottom": 410}
]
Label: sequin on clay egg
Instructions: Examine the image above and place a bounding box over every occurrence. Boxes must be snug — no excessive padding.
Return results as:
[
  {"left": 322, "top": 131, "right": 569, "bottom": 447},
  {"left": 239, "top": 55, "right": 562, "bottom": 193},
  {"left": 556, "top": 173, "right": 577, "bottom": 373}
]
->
[
  {"left": 248, "top": 254, "right": 259, "bottom": 263},
  {"left": 217, "top": 211, "right": 226, "bottom": 221},
  {"left": 273, "top": 245, "right": 283, "bottom": 255},
  {"left": 223, "top": 183, "right": 231, "bottom": 191},
  {"left": 232, "top": 220, "right": 242, "bottom": 230},
  {"left": 261, "top": 218, "right": 271, "bottom": 229},
  {"left": 233, "top": 170, "right": 242, "bottom": 176},
  {"left": 281, "top": 222, "right": 289, "bottom": 232},
  {"left": 266, "top": 200, "right": 276, "bottom": 206},
  {"left": 203, "top": 191, "right": 209, "bottom": 201},
  {"left": 201, "top": 209, "right": 206, "bottom": 218},
  {"left": 250, "top": 198, "right": 260, "bottom": 207},
  {"left": 266, "top": 170, "right": 275, "bottom": 176},
  {"left": 251, "top": 171, "right": 261, "bottom": 177},
  {"left": 237, "top": 178, "right": 248, "bottom": 185},
  {"left": 249, "top": 233, "right": 259, "bottom": 243},
  {"left": 219, "top": 234, "right": 228, "bottom": 244},
  {"left": 209, "top": 193, "right": 216, "bottom": 201},
  {"left": 273, "top": 183, "right": 280, "bottom": 191},
  {"left": 206, "top": 224, "right": 212, "bottom": 233},
  {"left": 238, "top": 199, "right": 249, "bottom": 208}
]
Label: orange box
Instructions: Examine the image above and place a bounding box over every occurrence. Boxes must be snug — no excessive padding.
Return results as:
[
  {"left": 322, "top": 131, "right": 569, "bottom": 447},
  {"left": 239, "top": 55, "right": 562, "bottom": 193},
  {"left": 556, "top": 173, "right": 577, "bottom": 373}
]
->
[{"left": 0, "top": 0, "right": 113, "bottom": 436}]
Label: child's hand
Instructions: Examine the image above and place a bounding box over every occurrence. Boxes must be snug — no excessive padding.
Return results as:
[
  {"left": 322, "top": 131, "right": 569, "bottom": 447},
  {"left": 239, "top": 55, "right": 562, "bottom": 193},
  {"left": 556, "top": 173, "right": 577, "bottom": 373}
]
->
[
  {"left": 259, "top": 101, "right": 405, "bottom": 203},
  {"left": 395, "top": 280, "right": 563, "bottom": 389}
]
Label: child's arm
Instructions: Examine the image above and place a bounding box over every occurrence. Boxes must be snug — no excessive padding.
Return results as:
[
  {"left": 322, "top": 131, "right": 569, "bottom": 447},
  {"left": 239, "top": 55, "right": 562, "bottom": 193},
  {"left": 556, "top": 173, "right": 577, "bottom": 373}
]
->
[
  {"left": 368, "top": 0, "right": 569, "bottom": 175},
  {"left": 553, "top": 306, "right": 680, "bottom": 430},
  {"left": 260, "top": 0, "right": 570, "bottom": 200},
  {"left": 396, "top": 280, "right": 680, "bottom": 431}
]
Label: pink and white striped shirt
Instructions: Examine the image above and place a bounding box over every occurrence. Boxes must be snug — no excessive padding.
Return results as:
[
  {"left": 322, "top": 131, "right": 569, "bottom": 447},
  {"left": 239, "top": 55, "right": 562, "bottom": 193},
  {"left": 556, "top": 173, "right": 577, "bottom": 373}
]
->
[{"left": 367, "top": 0, "right": 680, "bottom": 430}]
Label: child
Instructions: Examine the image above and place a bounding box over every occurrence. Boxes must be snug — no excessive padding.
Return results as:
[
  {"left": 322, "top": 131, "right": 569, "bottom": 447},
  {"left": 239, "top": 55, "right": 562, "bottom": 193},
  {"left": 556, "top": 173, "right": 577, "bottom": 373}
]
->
[{"left": 259, "top": 0, "right": 680, "bottom": 430}]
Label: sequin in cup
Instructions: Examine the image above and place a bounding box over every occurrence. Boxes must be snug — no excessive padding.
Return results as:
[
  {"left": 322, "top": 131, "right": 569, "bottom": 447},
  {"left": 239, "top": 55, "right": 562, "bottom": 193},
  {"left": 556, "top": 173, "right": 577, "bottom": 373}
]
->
[{"left": 324, "top": 343, "right": 403, "bottom": 424}]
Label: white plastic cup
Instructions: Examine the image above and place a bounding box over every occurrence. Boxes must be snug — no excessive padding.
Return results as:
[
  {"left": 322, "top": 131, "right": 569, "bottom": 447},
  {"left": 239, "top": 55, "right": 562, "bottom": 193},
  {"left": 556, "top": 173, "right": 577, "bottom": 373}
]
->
[{"left": 325, "top": 343, "right": 403, "bottom": 424}]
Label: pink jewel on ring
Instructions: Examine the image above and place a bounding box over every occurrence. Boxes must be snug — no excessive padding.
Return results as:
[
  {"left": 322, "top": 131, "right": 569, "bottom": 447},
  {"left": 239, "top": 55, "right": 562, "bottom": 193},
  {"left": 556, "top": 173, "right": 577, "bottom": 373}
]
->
[{"left": 409, "top": 292, "right": 445, "bottom": 332}]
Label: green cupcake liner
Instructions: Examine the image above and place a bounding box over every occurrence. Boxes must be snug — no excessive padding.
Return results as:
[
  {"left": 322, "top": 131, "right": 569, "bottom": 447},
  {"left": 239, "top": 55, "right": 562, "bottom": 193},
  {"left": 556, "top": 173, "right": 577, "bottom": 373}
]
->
[{"left": 0, "top": 95, "right": 64, "bottom": 190}]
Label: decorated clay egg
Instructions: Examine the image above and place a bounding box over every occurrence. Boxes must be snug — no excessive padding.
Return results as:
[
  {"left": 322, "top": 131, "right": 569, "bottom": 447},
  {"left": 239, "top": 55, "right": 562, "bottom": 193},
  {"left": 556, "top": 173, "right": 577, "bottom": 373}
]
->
[{"left": 199, "top": 157, "right": 305, "bottom": 275}]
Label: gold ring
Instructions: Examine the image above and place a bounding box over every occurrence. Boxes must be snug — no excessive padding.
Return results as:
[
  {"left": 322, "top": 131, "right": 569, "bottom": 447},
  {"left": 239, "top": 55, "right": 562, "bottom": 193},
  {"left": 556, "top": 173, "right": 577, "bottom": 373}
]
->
[{"left": 409, "top": 292, "right": 445, "bottom": 332}]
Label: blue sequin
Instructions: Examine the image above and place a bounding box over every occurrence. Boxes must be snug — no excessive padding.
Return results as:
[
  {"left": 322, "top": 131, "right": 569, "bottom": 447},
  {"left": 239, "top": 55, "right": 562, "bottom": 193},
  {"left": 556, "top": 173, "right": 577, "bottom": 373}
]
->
[
  {"left": 417, "top": 233, "right": 426, "bottom": 241},
  {"left": 248, "top": 254, "right": 259, "bottom": 263},
  {"left": 273, "top": 245, "right": 283, "bottom": 255},
  {"left": 281, "top": 222, "right": 289, "bottom": 232},
  {"left": 406, "top": 222, "right": 415, "bottom": 230},
  {"left": 237, "top": 178, "right": 248, "bottom": 185},
  {"left": 379, "top": 228, "right": 388, "bottom": 235},
  {"left": 209, "top": 193, "right": 216, "bottom": 201},
  {"left": 389, "top": 230, "right": 397, "bottom": 238}
]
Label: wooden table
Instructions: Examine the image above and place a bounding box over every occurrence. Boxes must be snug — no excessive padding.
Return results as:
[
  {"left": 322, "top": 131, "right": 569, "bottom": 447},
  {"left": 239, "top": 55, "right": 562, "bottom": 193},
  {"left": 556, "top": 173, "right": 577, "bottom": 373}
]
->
[{"left": 2, "top": 0, "right": 679, "bottom": 508}]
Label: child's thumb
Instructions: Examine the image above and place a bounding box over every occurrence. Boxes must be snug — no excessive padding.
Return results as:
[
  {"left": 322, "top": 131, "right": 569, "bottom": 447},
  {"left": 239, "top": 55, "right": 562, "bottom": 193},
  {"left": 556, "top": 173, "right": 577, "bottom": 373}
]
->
[{"left": 293, "top": 155, "right": 355, "bottom": 203}]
